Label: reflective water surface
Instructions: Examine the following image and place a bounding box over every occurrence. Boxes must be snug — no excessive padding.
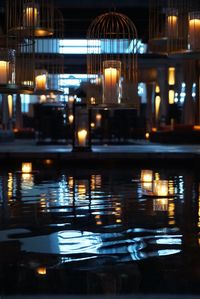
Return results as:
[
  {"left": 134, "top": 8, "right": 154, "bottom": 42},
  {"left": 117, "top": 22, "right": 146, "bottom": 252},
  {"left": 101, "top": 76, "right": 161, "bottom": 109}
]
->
[{"left": 0, "top": 163, "right": 200, "bottom": 294}]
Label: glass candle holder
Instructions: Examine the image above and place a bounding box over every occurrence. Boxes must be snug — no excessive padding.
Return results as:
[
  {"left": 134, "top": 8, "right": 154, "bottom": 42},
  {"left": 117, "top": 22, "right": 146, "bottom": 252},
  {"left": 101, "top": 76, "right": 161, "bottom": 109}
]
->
[
  {"left": 103, "top": 60, "right": 121, "bottom": 105},
  {"left": 0, "top": 48, "right": 15, "bottom": 85},
  {"left": 188, "top": 11, "right": 200, "bottom": 51},
  {"left": 73, "top": 103, "right": 91, "bottom": 151},
  {"left": 153, "top": 180, "right": 169, "bottom": 197},
  {"left": 35, "top": 70, "right": 48, "bottom": 90}
]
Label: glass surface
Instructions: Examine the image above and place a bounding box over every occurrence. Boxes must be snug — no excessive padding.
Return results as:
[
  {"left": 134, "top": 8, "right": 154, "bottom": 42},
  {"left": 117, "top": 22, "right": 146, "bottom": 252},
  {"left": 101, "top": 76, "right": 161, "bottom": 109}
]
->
[{"left": 0, "top": 165, "right": 200, "bottom": 295}]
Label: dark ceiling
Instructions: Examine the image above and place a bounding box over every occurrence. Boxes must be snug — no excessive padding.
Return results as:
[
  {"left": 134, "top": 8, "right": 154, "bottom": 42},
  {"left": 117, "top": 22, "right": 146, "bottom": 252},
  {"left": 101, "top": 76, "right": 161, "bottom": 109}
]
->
[
  {"left": 0, "top": 0, "right": 149, "bottom": 42},
  {"left": 56, "top": 0, "right": 149, "bottom": 41},
  {"left": 0, "top": 0, "right": 149, "bottom": 41}
]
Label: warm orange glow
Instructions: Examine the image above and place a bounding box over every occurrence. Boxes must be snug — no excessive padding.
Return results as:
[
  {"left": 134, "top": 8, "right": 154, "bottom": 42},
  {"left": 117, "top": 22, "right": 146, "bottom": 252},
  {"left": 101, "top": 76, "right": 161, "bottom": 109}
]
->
[
  {"left": 155, "top": 95, "right": 161, "bottom": 121},
  {"left": 141, "top": 170, "right": 153, "bottom": 182},
  {"left": 167, "top": 16, "right": 178, "bottom": 38},
  {"left": 35, "top": 74, "right": 47, "bottom": 90},
  {"left": 169, "top": 89, "right": 175, "bottom": 104},
  {"left": 152, "top": 127, "right": 157, "bottom": 132},
  {"left": 153, "top": 180, "right": 169, "bottom": 197},
  {"left": 145, "top": 132, "right": 150, "bottom": 139},
  {"left": 22, "top": 162, "right": 32, "bottom": 173},
  {"left": 8, "top": 95, "right": 13, "bottom": 118},
  {"left": 35, "top": 29, "right": 53, "bottom": 37},
  {"left": 0, "top": 61, "right": 9, "bottom": 84},
  {"left": 77, "top": 129, "right": 87, "bottom": 146},
  {"left": 189, "top": 18, "right": 200, "bottom": 50},
  {"left": 40, "top": 95, "right": 46, "bottom": 103},
  {"left": 24, "top": 6, "right": 39, "bottom": 27},
  {"left": 103, "top": 60, "right": 121, "bottom": 104},
  {"left": 90, "top": 97, "right": 96, "bottom": 104},
  {"left": 155, "top": 85, "right": 160, "bottom": 93},
  {"left": 68, "top": 114, "right": 74, "bottom": 124},
  {"left": 37, "top": 267, "right": 47, "bottom": 275},
  {"left": 194, "top": 125, "right": 200, "bottom": 131},
  {"left": 168, "top": 67, "right": 175, "bottom": 85},
  {"left": 44, "top": 159, "right": 53, "bottom": 165}
]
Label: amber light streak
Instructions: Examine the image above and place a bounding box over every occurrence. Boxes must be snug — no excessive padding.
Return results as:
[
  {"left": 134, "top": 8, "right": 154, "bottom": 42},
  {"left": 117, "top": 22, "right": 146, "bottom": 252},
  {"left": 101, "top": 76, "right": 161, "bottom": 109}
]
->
[
  {"left": 0, "top": 61, "right": 9, "bottom": 84},
  {"left": 167, "top": 15, "right": 178, "bottom": 38},
  {"left": 24, "top": 6, "right": 39, "bottom": 27},
  {"left": 189, "top": 17, "right": 200, "bottom": 50},
  {"left": 77, "top": 129, "right": 87, "bottom": 147}
]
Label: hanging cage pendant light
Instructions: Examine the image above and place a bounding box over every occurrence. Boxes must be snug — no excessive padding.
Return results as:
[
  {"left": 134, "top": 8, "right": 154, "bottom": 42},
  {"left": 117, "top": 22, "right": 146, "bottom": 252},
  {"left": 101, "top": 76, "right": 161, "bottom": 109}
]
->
[
  {"left": 87, "top": 11, "right": 139, "bottom": 109},
  {"left": 7, "top": 0, "right": 54, "bottom": 37},
  {"left": 33, "top": 7, "right": 64, "bottom": 97},
  {"left": 149, "top": 0, "right": 200, "bottom": 55}
]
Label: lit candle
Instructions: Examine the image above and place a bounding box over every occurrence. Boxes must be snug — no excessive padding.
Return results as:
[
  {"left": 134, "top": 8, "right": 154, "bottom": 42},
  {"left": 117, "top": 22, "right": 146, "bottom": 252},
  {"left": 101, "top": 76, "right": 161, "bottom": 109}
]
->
[
  {"left": 0, "top": 61, "right": 9, "bottom": 84},
  {"left": 8, "top": 95, "right": 13, "bottom": 118},
  {"left": 155, "top": 95, "right": 161, "bottom": 121},
  {"left": 141, "top": 170, "right": 153, "bottom": 192},
  {"left": 153, "top": 180, "right": 169, "bottom": 197},
  {"left": 103, "top": 60, "right": 121, "bottom": 104},
  {"left": 68, "top": 114, "right": 74, "bottom": 124},
  {"left": 189, "top": 14, "right": 200, "bottom": 50},
  {"left": 77, "top": 129, "right": 87, "bottom": 147},
  {"left": 141, "top": 170, "right": 153, "bottom": 182},
  {"left": 90, "top": 97, "right": 96, "bottom": 104},
  {"left": 35, "top": 74, "right": 47, "bottom": 90},
  {"left": 96, "top": 113, "right": 102, "bottom": 127},
  {"left": 22, "top": 162, "right": 32, "bottom": 173}
]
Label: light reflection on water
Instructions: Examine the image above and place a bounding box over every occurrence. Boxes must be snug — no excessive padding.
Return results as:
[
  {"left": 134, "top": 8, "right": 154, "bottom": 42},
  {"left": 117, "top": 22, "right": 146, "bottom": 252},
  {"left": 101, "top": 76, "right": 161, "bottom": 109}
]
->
[{"left": 0, "top": 166, "right": 200, "bottom": 293}]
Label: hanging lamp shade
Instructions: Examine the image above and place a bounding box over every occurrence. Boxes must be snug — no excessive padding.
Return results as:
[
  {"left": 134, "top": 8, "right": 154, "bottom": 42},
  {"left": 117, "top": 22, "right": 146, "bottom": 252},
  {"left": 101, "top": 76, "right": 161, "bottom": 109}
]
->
[
  {"left": 149, "top": 0, "right": 188, "bottom": 54},
  {"left": 149, "top": 0, "right": 200, "bottom": 55},
  {"left": 7, "top": 0, "right": 54, "bottom": 37},
  {"left": 87, "top": 11, "right": 138, "bottom": 109},
  {"left": 34, "top": 8, "right": 64, "bottom": 96}
]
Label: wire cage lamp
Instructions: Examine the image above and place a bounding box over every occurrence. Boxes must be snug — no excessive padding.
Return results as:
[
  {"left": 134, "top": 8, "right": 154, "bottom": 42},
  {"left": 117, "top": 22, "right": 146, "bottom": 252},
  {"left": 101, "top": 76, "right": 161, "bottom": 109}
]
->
[
  {"left": 149, "top": 0, "right": 200, "bottom": 54},
  {"left": 87, "top": 11, "right": 139, "bottom": 109},
  {"left": 34, "top": 7, "right": 64, "bottom": 98},
  {"left": 7, "top": 0, "right": 54, "bottom": 38}
]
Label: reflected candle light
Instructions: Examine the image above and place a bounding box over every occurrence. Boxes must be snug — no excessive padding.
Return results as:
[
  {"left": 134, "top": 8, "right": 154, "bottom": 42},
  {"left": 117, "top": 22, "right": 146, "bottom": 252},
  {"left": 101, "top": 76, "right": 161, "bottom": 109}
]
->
[
  {"left": 22, "top": 162, "right": 32, "bottom": 173},
  {"left": 153, "top": 198, "right": 168, "bottom": 211},
  {"left": 153, "top": 180, "right": 168, "bottom": 197}
]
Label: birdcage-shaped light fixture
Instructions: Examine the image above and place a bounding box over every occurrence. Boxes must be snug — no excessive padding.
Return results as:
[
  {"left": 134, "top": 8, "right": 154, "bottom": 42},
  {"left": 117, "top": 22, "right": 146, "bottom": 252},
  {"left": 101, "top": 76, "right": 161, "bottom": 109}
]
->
[
  {"left": 34, "top": 7, "right": 64, "bottom": 97},
  {"left": 87, "top": 11, "right": 138, "bottom": 109},
  {"left": 149, "top": 0, "right": 200, "bottom": 54},
  {"left": 7, "top": 0, "right": 54, "bottom": 37}
]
